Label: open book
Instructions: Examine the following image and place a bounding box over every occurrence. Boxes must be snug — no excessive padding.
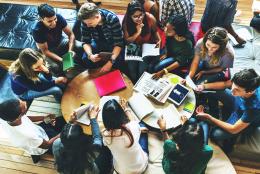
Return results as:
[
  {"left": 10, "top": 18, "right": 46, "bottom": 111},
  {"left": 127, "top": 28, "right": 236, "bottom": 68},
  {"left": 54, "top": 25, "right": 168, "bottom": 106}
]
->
[
  {"left": 128, "top": 93, "right": 154, "bottom": 120},
  {"left": 134, "top": 72, "right": 173, "bottom": 103},
  {"left": 143, "top": 104, "right": 182, "bottom": 129},
  {"left": 62, "top": 52, "right": 74, "bottom": 71},
  {"left": 128, "top": 93, "right": 182, "bottom": 129},
  {"left": 74, "top": 104, "right": 93, "bottom": 125},
  {"left": 125, "top": 43, "right": 160, "bottom": 61}
]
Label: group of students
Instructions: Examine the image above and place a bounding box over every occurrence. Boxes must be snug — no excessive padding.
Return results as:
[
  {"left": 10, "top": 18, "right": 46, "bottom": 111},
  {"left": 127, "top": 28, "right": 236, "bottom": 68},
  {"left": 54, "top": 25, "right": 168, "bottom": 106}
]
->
[{"left": 0, "top": 0, "right": 260, "bottom": 174}]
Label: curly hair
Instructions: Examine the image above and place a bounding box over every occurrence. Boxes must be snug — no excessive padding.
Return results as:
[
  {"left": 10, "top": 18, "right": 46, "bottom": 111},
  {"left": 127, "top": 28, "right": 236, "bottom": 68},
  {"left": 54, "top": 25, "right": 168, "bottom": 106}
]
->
[{"left": 201, "top": 27, "right": 229, "bottom": 65}]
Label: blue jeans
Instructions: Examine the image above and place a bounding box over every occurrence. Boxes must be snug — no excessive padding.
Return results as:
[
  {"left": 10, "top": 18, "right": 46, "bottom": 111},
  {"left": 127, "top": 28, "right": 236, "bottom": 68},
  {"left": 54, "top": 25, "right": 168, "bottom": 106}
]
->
[
  {"left": 206, "top": 89, "right": 237, "bottom": 120},
  {"left": 210, "top": 112, "right": 240, "bottom": 142},
  {"left": 195, "top": 61, "right": 225, "bottom": 85},
  {"left": 153, "top": 57, "right": 188, "bottom": 78},
  {"left": 138, "top": 122, "right": 149, "bottom": 154},
  {"left": 19, "top": 75, "right": 63, "bottom": 101},
  {"left": 46, "top": 38, "right": 83, "bottom": 76},
  {"left": 208, "top": 89, "right": 241, "bottom": 142},
  {"left": 127, "top": 56, "right": 160, "bottom": 83},
  {"left": 189, "top": 117, "right": 209, "bottom": 145},
  {"left": 153, "top": 57, "right": 175, "bottom": 72}
]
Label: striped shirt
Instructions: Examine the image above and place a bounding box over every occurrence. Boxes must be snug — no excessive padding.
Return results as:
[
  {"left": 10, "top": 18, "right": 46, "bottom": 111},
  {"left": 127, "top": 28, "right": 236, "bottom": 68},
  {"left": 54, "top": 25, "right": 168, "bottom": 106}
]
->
[
  {"left": 161, "top": 0, "right": 195, "bottom": 26},
  {"left": 81, "top": 9, "right": 124, "bottom": 48}
]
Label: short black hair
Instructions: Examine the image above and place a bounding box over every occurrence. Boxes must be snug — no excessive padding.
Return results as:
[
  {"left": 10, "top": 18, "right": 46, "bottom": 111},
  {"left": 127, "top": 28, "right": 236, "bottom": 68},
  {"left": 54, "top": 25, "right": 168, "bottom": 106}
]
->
[
  {"left": 38, "top": 4, "right": 55, "bottom": 19},
  {"left": 232, "top": 69, "right": 260, "bottom": 92},
  {"left": 0, "top": 99, "right": 21, "bottom": 122}
]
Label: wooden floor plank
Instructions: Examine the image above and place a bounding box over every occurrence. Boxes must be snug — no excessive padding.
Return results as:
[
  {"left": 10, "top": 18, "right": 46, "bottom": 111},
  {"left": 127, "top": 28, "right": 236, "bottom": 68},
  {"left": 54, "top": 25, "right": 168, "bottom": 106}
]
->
[
  {"left": 0, "top": 144, "right": 25, "bottom": 156},
  {"left": 0, "top": 152, "right": 55, "bottom": 169},
  {"left": 0, "top": 167, "right": 33, "bottom": 174},
  {"left": 0, "top": 160, "right": 57, "bottom": 174},
  {"left": 234, "top": 165, "right": 260, "bottom": 174}
]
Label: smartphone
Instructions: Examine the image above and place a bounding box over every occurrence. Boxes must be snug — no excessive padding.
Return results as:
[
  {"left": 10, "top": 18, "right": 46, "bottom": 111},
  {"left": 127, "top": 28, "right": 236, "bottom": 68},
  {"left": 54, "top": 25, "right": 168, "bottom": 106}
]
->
[{"left": 168, "top": 84, "right": 190, "bottom": 106}]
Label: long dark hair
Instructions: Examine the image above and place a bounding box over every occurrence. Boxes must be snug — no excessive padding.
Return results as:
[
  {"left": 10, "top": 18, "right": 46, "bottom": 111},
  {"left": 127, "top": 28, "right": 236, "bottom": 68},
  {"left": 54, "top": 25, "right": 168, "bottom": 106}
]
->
[
  {"left": 55, "top": 123, "right": 95, "bottom": 174},
  {"left": 167, "top": 14, "right": 195, "bottom": 46},
  {"left": 169, "top": 121, "right": 204, "bottom": 174},
  {"left": 122, "top": 1, "right": 149, "bottom": 37},
  {"left": 102, "top": 99, "right": 134, "bottom": 147}
]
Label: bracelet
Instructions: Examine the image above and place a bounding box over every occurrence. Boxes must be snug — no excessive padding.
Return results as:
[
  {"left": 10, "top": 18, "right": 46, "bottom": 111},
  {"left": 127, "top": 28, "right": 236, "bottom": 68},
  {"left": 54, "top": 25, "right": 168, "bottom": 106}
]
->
[{"left": 163, "top": 68, "right": 168, "bottom": 74}]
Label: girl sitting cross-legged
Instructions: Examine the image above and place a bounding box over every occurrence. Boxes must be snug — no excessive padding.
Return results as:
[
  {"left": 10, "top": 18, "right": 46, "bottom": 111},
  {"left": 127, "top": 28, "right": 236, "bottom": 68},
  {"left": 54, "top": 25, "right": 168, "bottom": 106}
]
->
[
  {"left": 102, "top": 99, "right": 149, "bottom": 174},
  {"left": 122, "top": 0, "right": 161, "bottom": 83},
  {"left": 152, "top": 14, "right": 195, "bottom": 79},
  {"left": 9, "top": 48, "right": 67, "bottom": 101},
  {"left": 53, "top": 106, "right": 112, "bottom": 174},
  {"left": 188, "top": 27, "right": 234, "bottom": 85},
  {"left": 157, "top": 116, "right": 213, "bottom": 174}
]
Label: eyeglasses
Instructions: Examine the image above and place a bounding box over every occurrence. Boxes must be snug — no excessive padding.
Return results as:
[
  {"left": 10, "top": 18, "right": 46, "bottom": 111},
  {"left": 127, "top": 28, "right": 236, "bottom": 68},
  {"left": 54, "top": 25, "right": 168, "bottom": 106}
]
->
[{"left": 132, "top": 13, "right": 144, "bottom": 20}]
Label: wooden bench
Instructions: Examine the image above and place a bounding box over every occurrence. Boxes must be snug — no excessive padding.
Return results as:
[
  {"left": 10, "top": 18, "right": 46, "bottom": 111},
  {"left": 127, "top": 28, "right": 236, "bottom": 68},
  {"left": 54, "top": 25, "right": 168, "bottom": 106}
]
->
[{"left": 26, "top": 96, "right": 62, "bottom": 117}]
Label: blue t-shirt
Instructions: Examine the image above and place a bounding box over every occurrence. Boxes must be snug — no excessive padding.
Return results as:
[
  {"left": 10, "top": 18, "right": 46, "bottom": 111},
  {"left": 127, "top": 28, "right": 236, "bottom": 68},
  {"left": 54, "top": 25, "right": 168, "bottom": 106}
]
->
[
  {"left": 32, "top": 14, "right": 67, "bottom": 48},
  {"left": 234, "top": 87, "right": 260, "bottom": 126}
]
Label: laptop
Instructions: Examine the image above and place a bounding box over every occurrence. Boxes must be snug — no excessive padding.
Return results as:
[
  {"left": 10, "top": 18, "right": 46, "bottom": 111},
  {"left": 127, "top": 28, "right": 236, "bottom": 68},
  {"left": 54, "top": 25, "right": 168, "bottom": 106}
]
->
[{"left": 93, "top": 70, "right": 126, "bottom": 96}]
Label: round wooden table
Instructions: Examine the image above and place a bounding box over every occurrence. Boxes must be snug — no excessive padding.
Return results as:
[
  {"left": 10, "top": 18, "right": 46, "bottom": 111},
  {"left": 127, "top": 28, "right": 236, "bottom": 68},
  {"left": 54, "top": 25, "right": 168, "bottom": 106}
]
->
[
  {"left": 140, "top": 73, "right": 196, "bottom": 130},
  {"left": 61, "top": 69, "right": 134, "bottom": 134}
]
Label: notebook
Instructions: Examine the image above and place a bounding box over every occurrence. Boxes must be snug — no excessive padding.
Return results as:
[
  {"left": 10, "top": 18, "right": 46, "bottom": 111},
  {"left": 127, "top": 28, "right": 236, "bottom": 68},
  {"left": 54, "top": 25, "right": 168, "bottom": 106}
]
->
[
  {"left": 93, "top": 70, "right": 126, "bottom": 96},
  {"left": 62, "top": 52, "right": 74, "bottom": 71}
]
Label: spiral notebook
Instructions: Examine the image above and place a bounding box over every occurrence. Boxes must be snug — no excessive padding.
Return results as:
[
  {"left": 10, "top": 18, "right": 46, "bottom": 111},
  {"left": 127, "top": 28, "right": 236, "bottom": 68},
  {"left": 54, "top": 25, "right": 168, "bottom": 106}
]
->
[{"left": 93, "top": 70, "right": 126, "bottom": 96}]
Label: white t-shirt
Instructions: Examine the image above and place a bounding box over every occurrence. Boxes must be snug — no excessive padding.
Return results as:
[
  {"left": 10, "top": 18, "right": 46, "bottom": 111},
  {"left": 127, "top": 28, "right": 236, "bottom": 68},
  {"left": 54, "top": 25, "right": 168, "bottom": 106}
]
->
[
  {"left": 0, "top": 116, "right": 49, "bottom": 155},
  {"left": 103, "top": 121, "right": 148, "bottom": 174}
]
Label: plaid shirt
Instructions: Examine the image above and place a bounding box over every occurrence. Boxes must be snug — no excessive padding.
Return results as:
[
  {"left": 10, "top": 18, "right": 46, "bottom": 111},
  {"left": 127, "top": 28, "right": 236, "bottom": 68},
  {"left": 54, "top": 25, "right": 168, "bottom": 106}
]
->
[
  {"left": 81, "top": 9, "right": 124, "bottom": 48},
  {"left": 161, "top": 0, "right": 195, "bottom": 26}
]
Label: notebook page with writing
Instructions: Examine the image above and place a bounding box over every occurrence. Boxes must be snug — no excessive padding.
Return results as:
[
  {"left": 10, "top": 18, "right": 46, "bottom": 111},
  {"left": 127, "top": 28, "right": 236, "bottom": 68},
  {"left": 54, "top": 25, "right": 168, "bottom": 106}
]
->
[
  {"left": 142, "top": 43, "right": 160, "bottom": 57},
  {"left": 128, "top": 93, "right": 154, "bottom": 120},
  {"left": 74, "top": 104, "right": 93, "bottom": 125}
]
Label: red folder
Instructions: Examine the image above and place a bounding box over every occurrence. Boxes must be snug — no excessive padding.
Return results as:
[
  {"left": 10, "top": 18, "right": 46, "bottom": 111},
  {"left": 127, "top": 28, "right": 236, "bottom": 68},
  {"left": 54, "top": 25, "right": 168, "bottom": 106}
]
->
[{"left": 93, "top": 70, "right": 126, "bottom": 96}]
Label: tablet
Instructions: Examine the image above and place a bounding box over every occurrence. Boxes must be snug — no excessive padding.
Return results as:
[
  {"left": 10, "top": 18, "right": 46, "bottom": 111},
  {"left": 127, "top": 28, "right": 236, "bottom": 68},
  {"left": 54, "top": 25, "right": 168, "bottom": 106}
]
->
[
  {"left": 98, "top": 52, "right": 113, "bottom": 60},
  {"left": 168, "top": 84, "right": 190, "bottom": 106}
]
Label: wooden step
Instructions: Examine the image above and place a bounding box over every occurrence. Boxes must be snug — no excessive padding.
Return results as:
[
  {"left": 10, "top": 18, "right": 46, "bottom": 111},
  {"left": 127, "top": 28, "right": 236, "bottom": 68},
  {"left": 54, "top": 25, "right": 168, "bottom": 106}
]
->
[{"left": 26, "top": 96, "right": 62, "bottom": 117}]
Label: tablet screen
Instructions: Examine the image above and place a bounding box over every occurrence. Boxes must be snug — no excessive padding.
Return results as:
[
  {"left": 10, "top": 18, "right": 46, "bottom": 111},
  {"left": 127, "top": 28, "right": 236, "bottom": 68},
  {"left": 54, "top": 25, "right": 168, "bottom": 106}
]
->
[{"left": 168, "top": 84, "right": 190, "bottom": 105}]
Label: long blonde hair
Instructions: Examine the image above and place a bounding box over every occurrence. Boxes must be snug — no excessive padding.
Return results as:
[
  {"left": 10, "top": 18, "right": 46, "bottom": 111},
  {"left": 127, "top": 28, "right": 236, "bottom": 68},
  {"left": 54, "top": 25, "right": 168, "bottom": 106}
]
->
[
  {"left": 200, "top": 27, "right": 229, "bottom": 65},
  {"left": 9, "top": 48, "right": 48, "bottom": 82}
]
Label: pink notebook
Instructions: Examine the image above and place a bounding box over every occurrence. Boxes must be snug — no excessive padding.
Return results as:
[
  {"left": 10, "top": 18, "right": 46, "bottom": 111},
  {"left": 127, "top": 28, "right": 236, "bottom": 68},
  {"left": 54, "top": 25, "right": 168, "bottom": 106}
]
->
[{"left": 93, "top": 70, "right": 126, "bottom": 96}]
